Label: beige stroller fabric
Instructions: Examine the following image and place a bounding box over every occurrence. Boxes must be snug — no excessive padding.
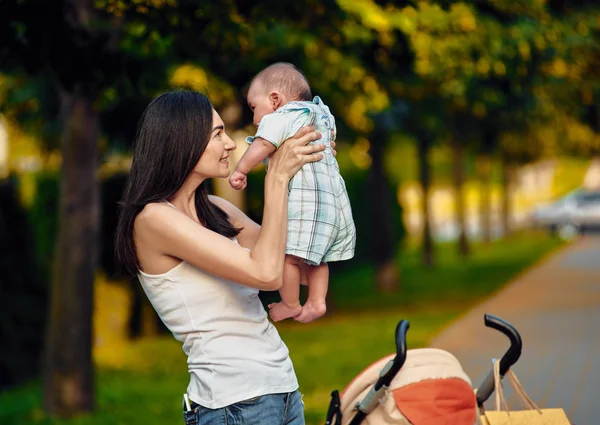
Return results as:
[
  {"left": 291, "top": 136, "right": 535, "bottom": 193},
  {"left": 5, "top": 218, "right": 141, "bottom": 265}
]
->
[{"left": 338, "top": 348, "right": 480, "bottom": 425}]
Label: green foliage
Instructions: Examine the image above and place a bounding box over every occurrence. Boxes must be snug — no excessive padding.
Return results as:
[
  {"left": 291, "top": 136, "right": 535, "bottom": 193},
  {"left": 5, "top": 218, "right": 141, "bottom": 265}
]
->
[{"left": 3, "top": 0, "right": 599, "bottom": 159}]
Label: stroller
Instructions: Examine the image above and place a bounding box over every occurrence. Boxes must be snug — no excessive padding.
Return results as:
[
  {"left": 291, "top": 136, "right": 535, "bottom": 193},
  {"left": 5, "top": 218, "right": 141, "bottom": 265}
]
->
[{"left": 325, "top": 314, "right": 522, "bottom": 425}]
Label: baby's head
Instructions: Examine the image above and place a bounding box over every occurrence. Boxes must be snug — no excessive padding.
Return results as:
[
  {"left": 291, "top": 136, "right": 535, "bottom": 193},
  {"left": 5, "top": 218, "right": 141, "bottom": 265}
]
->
[{"left": 247, "top": 62, "right": 312, "bottom": 126}]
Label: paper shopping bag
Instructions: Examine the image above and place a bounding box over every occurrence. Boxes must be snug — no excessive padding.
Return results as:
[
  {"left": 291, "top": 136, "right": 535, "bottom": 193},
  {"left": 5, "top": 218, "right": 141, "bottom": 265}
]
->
[
  {"left": 480, "top": 360, "right": 572, "bottom": 425},
  {"left": 481, "top": 408, "right": 571, "bottom": 425}
]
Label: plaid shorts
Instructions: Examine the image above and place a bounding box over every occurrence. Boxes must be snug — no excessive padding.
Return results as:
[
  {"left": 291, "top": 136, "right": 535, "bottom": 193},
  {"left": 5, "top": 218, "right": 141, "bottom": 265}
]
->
[{"left": 285, "top": 160, "right": 356, "bottom": 266}]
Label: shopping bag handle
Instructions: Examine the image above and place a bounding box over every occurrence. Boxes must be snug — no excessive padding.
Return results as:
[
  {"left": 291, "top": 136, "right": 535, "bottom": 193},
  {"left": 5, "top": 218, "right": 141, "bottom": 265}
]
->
[{"left": 475, "top": 314, "right": 523, "bottom": 406}]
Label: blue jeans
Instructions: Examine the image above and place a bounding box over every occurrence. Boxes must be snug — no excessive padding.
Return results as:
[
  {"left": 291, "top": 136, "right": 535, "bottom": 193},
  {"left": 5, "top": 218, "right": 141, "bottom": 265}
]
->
[{"left": 183, "top": 391, "right": 304, "bottom": 425}]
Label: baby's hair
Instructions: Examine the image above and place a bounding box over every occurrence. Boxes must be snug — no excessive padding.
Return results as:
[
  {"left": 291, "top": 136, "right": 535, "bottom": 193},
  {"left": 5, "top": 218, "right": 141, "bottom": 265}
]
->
[{"left": 251, "top": 62, "right": 312, "bottom": 101}]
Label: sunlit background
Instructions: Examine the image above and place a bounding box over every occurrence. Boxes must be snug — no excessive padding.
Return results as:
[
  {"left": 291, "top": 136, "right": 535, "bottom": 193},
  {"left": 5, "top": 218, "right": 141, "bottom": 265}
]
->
[{"left": 1, "top": 1, "right": 599, "bottom": 424}]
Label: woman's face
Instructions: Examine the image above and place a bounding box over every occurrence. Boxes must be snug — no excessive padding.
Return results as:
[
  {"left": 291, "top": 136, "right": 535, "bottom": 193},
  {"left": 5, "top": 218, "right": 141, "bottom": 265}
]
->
[{"left": 194, "top": 109, "right": 236, "bottom": 178}]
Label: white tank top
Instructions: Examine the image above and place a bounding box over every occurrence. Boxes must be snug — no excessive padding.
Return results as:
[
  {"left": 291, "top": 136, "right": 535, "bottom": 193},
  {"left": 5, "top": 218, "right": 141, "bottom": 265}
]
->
[{"left": 137, "top": 222, "right": 298, "bottom": 409}]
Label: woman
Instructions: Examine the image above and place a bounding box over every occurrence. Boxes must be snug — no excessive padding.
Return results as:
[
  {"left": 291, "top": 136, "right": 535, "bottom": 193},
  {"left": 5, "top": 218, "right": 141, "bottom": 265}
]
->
[{"left": 114, "top": 90, "right": 329, "bottom": 425}]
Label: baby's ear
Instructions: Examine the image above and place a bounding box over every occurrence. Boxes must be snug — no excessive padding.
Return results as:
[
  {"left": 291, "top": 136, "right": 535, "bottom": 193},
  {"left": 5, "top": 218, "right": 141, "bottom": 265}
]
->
[{"left": 269, "top": 90, "right": 282, "bottom": 109}]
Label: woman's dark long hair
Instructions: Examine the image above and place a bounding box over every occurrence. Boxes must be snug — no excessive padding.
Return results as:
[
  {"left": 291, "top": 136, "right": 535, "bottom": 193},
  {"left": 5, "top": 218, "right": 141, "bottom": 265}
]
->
[{"left": 115, "top": 91, "right": 241, "bottom": 276}]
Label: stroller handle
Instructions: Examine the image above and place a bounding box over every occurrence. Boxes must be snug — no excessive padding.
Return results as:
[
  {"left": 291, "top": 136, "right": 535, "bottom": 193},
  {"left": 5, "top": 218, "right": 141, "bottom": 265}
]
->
[
  {"left": 475, "top": 314, "right": 523, "bottom": 406},
  {"left": 345, "top": 320, "right": 410, "bottom": 425},
  {"left": 375, "top": 319, "right": 410, "bottom": 390}
]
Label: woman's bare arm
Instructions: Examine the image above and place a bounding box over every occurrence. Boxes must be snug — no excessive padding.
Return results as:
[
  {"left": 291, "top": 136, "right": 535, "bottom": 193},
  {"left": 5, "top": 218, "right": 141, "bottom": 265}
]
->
[
  {"left": 135, "top": 127, "right": 324, "bottom": 291},
  {"left": 135, "top": 180, "right": 286, "bottom": 291},
  {"left": 209, "top": 195, "right": 261, "bottom": 250}
]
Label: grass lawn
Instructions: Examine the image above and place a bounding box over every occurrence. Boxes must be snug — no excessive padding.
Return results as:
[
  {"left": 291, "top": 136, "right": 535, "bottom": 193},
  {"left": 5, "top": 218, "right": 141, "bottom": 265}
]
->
[{"left": 0, "top": 232, "right": 564, "bottom": 425}]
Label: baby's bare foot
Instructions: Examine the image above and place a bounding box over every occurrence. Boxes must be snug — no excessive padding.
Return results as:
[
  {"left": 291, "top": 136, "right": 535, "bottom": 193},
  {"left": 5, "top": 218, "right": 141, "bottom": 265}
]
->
[
  {"left": 268, "top": 302, "right": 303, "bottom": 322},
  {"left": 293, "top": 301, "right": 327, "bottom": 323}
]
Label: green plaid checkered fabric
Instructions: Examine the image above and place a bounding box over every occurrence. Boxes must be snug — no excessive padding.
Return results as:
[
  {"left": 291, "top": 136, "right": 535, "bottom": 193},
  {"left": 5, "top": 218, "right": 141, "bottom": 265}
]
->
[{"left": 247, "top": 97, "right": 356, "bottom": 265}]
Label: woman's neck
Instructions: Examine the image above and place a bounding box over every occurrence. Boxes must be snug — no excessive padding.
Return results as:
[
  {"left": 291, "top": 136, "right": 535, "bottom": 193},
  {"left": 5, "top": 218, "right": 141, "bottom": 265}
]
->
[{"left": 168, "top": 174, "right": 207, "bottom": 220}]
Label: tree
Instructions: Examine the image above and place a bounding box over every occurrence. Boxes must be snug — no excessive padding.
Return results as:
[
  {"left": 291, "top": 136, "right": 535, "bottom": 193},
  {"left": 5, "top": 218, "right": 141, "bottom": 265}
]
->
[
  {"left": 416, "top": 125, "right": 436, "bottom": 266},
  {"left": 367, "top": 105, "right": 408, "bottom": 290},
  {"left": 404, "top": 97, "right": 445, "bottom": 266},
  {"left": 1, "top": 0, "right": 116, "bottom": 414},
  {"left": 0, "top": 0, "right": 247, "bottom": 416}
]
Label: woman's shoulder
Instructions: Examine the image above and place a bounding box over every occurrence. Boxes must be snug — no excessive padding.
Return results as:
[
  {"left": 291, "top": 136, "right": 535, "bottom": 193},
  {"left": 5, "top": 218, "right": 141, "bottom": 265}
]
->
[
  {"left": 139, "top": 201, "right": 176, "bottom": 217},
  {"left": 135, "top": 202, "right": 180, "bottom": 231}
]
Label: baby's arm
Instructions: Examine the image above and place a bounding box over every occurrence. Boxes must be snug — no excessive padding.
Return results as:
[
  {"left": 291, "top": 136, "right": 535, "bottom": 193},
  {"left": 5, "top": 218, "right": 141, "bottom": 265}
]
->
[
  {"left": 237, "top": 138, "right": 277, "bottom": 175},
  {"left": 230, "top": 139, "right": 277, "bottom": 190}
]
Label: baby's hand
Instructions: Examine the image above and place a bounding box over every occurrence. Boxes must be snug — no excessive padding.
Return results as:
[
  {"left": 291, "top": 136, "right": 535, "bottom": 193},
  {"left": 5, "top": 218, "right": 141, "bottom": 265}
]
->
[{"left": 229, "top": 170, "right": 248, "bottom": 191}]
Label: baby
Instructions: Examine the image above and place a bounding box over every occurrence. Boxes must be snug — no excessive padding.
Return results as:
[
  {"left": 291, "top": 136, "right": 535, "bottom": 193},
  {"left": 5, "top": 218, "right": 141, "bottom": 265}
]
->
[{"left": 230, "top": 62, "right": 356, "bottom": 323}]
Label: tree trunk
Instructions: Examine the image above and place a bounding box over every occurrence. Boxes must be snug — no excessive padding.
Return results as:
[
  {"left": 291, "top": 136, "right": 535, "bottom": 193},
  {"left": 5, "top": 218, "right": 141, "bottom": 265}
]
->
[
  {"left": 451, "top": 133, "right": 470, "bottom": 256},
  {"left": 43, "top": 88, "right": 99, "bottom": 417},
  {"left": 500, "top": 158, "right": 514, "bottom": 237},
  {"left": 418, "top": 135, "right": 434, "bottom": 267},
  {"left": 477, "top": 153, "right": 493, "bottom": 244},
  {"left": 368, "top": 133, "right": 400, "bottom": 293}
]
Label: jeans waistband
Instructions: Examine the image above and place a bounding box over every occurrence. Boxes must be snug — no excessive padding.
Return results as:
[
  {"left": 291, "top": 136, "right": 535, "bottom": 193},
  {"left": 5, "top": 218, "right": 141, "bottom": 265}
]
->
[{"left": 182, "top": 394, "right": 200, "bottom": 412}]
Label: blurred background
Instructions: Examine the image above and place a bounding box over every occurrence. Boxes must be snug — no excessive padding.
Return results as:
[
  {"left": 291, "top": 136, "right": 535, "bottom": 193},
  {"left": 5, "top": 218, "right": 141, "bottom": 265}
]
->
[{"left": 1, "top": 0, "right": 599, "bottom": 424}]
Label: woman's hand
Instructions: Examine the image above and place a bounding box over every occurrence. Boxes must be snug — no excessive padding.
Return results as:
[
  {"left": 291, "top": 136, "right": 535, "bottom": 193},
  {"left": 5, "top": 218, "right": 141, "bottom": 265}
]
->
[{"left": 268, "top": 126, "right": 324, "bottom": 181}]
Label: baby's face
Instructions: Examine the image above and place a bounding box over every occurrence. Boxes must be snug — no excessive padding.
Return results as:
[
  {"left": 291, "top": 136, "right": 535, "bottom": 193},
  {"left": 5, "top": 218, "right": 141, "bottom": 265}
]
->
[{"left": 247, "top": 81, "right": 276, "bottom": 127}]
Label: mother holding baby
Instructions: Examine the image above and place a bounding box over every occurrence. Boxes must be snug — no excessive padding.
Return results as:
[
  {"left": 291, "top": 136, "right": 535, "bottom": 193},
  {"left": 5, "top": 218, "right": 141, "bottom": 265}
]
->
[{"left": 114, "top": 70, "right": 337, "bottom": 423}]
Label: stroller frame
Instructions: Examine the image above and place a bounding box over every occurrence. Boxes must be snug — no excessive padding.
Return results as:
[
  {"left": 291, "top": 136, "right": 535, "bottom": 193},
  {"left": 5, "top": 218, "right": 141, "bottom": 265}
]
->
[{"left": 325, "top": 313, "right": 523, "bottom": 425}]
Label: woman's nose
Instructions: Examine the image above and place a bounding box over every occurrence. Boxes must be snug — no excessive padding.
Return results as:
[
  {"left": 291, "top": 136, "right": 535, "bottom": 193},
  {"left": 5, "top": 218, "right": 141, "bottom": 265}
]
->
[{"left": 224, "top": 133, "right": 236, "bottom": 151}]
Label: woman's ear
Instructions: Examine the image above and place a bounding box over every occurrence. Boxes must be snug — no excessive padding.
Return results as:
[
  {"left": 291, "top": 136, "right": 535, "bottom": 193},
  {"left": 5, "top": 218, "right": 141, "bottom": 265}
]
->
[{"left": 269, "top": 90, "right": 282, "bottom": 109}]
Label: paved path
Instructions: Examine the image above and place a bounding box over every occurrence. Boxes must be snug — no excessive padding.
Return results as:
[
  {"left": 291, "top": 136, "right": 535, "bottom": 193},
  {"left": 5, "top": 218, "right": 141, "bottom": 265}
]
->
[{"left": 431, "top": 236, "right": 600, "bottom": 425}]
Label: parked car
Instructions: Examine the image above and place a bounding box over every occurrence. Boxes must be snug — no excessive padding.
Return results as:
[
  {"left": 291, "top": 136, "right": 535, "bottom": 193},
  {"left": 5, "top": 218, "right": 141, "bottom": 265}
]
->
[{"left": 531, "top": 188, "right": 600, "bottom": 239}]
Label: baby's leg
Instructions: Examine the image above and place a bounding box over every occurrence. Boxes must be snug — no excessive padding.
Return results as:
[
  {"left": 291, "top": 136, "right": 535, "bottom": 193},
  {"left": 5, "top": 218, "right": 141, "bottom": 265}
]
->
[
  {"left": 294, "top": 262, "right": 329, "bottom": 323},
  {"left": 268, "top": 255, "right": 303, "bottom": 322}
]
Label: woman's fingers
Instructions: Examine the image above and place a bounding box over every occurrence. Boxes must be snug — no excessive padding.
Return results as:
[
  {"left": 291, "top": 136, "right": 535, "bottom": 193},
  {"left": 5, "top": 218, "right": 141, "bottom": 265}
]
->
[
  {"left": 292, "top": 125, "right": 315, "bottom": 140},
  {"left": 290, "top": 126, "right": 321, "bottom": 147},
  {"left": 303, "top": 152, "right": 324, "bottom": 164},
  {"left": 293, "top": 142, "right": 325, "bottom": 165},
  {"left": 294, "top": 131, "right": 321, "bottom": 147},
  {"left": 295, "top": 143, "right": 326, "bottom": 155},
  {"left": 267, "top": 126, "right": 326, "bottom": 180}
]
